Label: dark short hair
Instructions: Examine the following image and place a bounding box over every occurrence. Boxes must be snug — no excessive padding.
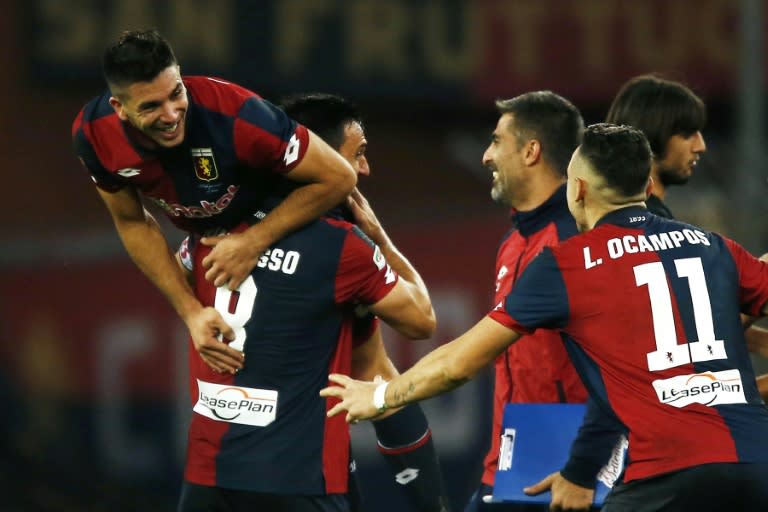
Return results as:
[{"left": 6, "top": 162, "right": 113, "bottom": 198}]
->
[
  {"left": 579, "top": 123, "right": 652, "bottom": 197},
  {"left": 605, "top": 74, "right": 706, "bottom": 158},
  {"left": 102, "top": 29, "right": 178, "bottom": 92},
  {"left": 495, "top": 91, "right": 584, "bottom": 177},
  {"left": 278, "top": 93, "right": 362, "bottom": 150}
]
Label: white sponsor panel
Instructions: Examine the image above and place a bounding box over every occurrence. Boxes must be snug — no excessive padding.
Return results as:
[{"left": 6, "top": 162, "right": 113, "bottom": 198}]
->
[
  {"left": 652, "top": 369, "right": 746, "bottom": 408},
  {"left": 194, "top": 379, "right": 278, "bottom": 426}
]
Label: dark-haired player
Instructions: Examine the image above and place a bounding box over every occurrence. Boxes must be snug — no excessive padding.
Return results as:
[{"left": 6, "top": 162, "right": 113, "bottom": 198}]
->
[{"left": 72, "top": 29, "right": 356, "bottom": 375}]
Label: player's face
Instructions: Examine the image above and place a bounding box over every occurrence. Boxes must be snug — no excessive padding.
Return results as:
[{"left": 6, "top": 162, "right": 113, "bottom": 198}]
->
[
  {"left": 337, "top": 121, "right": 370, "bottom": 176},
  {"left": 655, "top": 131, "right": 706, "bottom": 187},
  {"left": 110, "top": 65, "right": 188, "bottom": 148},
  {"left": 566, "top": 149, "right": 589, "bottom": 232},
  {"left": 483, "top": 114, "right": 528, "bottom": 207}
]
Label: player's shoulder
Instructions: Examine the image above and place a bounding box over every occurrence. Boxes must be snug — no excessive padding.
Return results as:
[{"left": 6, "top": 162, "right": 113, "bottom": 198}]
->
[
  {"left": 72, "top": 90, "right": 116, "bottom": 137},
  {"left": 320, "top": 216, "right": 378, "bottom": 248},
  {"left": 551, "top": 206, "right": 579, "bottom": 241},
  {"left": 184, "top": 75, "right": 262, "bottom": 114}
]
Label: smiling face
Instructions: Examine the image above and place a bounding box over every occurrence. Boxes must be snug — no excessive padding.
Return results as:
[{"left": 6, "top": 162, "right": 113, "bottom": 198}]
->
[
  {"left": 482, "top": 113, "right": 530, "bottom": 208},
  {"left": 337, "top": 121, "right": 370, "bottom": 176},
  {"left": 109, "top": 65, "right": 188, "bottom": 149},
  {"left": 655, "top": 131, "right": 706, "bottom": 187}
]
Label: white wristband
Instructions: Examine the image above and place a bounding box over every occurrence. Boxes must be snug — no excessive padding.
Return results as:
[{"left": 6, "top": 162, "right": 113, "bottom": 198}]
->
[{"left": 373, "top": 381, "right": 390, "bottom": 412}]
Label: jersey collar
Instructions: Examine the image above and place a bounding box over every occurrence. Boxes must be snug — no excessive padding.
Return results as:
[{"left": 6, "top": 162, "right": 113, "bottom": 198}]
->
[
  {"left": 594, "top": 205, "right": 650, "bottom": 228},
  {"left": 510, "top": 184, "right": 569, "bottom": 237}
]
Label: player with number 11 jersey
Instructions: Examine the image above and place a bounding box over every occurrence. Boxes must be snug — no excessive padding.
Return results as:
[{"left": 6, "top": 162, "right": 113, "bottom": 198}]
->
[{"left": 491, "top": 208, "right": 768, "bottom": 483}]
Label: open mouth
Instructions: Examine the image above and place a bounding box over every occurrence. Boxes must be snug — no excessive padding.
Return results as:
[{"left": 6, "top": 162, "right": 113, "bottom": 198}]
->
[{"left": 157, "top": 122, "right": 180, "bottom": 139}]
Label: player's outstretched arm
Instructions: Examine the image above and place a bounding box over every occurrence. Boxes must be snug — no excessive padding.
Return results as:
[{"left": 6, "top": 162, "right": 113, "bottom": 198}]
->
[
  {"left": 321, "top": 316, "right": 520, "bottom": 423},
  {"left": 97, "top": 187, "right": 244, "bottom": 374},
  {"left": 201, "top": 130, "right": 357, "bottom": 290}
]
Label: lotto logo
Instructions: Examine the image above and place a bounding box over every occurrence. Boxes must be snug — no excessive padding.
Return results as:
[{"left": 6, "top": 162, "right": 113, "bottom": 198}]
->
[
  {"left": 284, "top": 134, "right": 300, "bottom": 166},
  {"left": 395, "top": 468, "right": 420, "bottom": 485}
]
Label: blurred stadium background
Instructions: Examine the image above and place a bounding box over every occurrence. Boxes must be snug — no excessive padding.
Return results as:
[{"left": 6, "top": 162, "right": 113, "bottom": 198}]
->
[{"left": 1, "top": 0, "right": 766, "bottom": 510}]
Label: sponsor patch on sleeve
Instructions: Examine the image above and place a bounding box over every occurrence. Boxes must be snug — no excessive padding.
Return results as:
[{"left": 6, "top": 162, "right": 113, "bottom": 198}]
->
[{"left": 373, "top": 245, "right": 386, "bottom": 270}]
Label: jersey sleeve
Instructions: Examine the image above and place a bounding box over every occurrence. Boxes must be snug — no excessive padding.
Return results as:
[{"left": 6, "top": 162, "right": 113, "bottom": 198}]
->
[
  {"left": 560, "top": 398, "right": 627, "bottom": 488},
  {"left": 233, "top": 97, "right": 310, "bottom": 174},
  {"left": 722, "top": 236, "right": 768, "bottom": 316},
  {"left": 488, "top": 248, "right": 570, "bottom": 333},
  {"left": 71, "top": 112, "right": 126, "bottom": 192},
  {"left": 335, "top": 226, "right": 398, "bottom": 305}
]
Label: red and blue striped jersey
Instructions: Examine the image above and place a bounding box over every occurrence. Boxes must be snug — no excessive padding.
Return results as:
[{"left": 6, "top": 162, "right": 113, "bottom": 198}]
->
[
  {"left": 482, "top": 185, "right": 586, "bottom": 486},
  {"left": 72, "top": 76, "right": 308, "bottom": 234},
  {"left": 185, "top": 217, "right": 398, "bottom": 495},
  {"left": 490, "top": 206, "right": 768, "bottom": 482}
]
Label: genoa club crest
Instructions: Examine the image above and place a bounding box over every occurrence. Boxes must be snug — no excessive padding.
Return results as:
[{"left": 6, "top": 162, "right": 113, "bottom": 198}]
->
[{"left": 191, "top": 148, "right": 219, "bottom": 182}]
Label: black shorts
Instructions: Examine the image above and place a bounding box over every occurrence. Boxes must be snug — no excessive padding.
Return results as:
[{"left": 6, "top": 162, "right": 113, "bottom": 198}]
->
[
  {"left": 602, "top": 462, "right": 768, "bottom": 512},
  {"left": 177, "top": 481, "right": 351, "bottom": 512}
]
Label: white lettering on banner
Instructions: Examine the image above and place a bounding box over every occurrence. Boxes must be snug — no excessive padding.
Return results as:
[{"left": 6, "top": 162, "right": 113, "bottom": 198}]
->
[
  {"left": 33, "top": 0, "right": 232, "bottom": 63},
  {"left": 652, "top": 369, "right": 746, "bottom": 408},
  {"left": 194, "top": 380, "right": 278, "bottom": 426}
]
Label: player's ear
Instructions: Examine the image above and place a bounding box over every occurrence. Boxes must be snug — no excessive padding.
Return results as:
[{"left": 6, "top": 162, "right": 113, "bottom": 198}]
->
[
  {"left": 644, "top": 177, "right": 654, "bottom": 199},
  {"left": 109, "top": 96, "right": 128, "bottom": 121},
  {"left": 523, "top": 139, "right": 541, "bottom": 165},
  {"left": 575, "top": 177, "right": 587, "bottom": 203}
]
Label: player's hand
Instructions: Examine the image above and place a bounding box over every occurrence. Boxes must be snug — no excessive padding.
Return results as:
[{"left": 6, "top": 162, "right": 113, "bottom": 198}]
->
[
  {"left": 187, "top": 306, "right": 245, "bottom": 374},
  {"left": 320, "top": 374, "right": 382, "bottom": 423},
  {"left": 524, "top": 472, "right": 594, "bottom": 511},
  {"left": 346, "top": 188, "right": 385, "bottom": 245},
  {"left": 200, "top": 231, "right": 263, "bottom": 290}
]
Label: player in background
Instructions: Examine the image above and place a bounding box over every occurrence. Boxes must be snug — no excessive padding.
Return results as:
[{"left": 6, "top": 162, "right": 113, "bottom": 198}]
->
[
  {"left": 462, "top": 91, "right": 590, "bottom": 512},
  {"left": 71, "top": 29, "right": 356, "bottom": 375},
  {"left": 605, "top": 74, "right": 768, "bottom": 400},
  {"left": 322, "top": 123, "right": 768, "bottom": 511},
  {"left": 605, "top": 74, "right": 707, "bottom": 220},
  {"left": 280, "top": 93, "right": 450, "bottom": 512}
]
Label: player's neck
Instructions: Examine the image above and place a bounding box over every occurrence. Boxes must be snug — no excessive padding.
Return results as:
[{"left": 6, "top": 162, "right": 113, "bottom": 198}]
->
[
  {"left": 649, "top": 165, "right": 666, "bottom": 200},
  {"left": 515, "top": 174, "right": 565, "bottom": 212},
  {"left": 585, "top": 199, "right": 646, "bottom": 231}
]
